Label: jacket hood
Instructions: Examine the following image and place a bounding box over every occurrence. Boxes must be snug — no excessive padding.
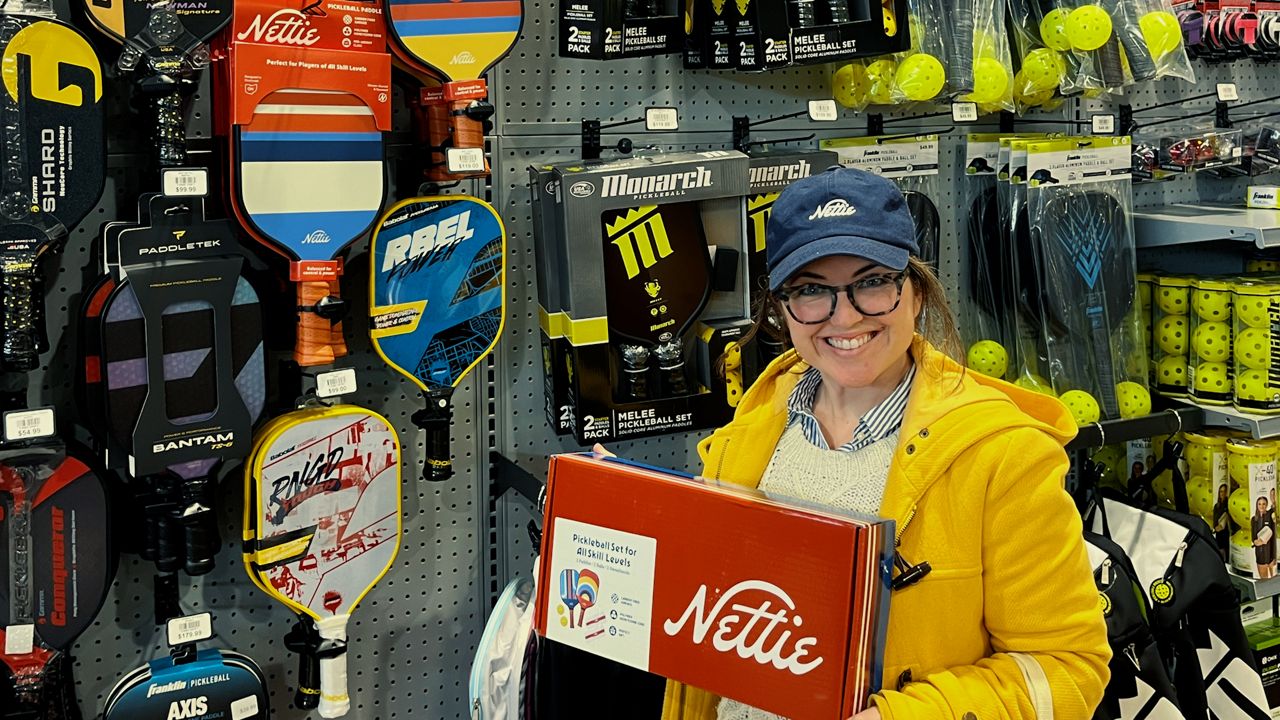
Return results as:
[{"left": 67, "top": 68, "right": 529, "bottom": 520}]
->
[{"left": 730, "top": 336, "right": 1077, "bottom": 493}]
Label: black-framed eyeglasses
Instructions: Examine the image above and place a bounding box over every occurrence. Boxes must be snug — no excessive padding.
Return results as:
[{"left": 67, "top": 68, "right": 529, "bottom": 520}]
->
[{"left": 774, "top": 269, "right": 908, "bottom": 324}]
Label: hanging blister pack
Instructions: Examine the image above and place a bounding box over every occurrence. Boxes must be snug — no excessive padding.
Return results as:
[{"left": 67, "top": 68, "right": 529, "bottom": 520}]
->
[
  {"left": 960, "top": 134, "right": 1015, "bottom": 380},
  {"left": 1026, "top": 136, "right": 1149, "bottom": 424}
]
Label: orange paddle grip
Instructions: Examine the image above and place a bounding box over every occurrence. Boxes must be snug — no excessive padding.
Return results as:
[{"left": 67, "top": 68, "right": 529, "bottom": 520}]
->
[
  {"left": 295, "top": 279, "right": 347, "bottom": 367},
  {"left": 425, "top": 99, "right": 490, "bottom": 180}
]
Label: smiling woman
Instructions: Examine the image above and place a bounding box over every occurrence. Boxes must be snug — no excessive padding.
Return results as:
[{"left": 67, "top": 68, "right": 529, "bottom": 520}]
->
[{"left": 661, "top": 167, "right": 1111, "bottom": 720}]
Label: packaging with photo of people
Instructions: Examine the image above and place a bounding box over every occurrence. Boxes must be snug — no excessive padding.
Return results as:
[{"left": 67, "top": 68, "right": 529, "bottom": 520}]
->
[{"left": 1227, "top": 439, "right": 1280, "bottom": 578}]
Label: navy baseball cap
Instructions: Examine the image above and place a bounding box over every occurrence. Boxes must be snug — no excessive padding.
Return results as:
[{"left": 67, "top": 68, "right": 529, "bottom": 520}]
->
[{"left": 766, "top": 166, "right": 918, "bottom": 291}]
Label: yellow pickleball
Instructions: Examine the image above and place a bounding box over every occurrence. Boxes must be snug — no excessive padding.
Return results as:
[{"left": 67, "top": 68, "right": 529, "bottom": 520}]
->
[
  {"left": 970, "top": 57, "right": 1009, "bottom": 103},
  {"left": 1237, "top": 368, "right": 1271, "bottom": 402},
  {"left": 1014, "top": 76, "right": 1054, "bottom": 108},
  {"left": 1139, "top": 10, "right": 1181, "bottom": 58},
  {"left": 833, "top": 63, "right": 870, "bottom": 108},
  {"left": 1061, "top": 389, "right": 1102, "bottom": 425},
  {"left": 1116, "top": 381, "right": 1152, "bottom": 418},
  {"left": 1040, "top": 8, "right": 1073, "bottom": 51},
  {"left": 1230, "top": 488, "right": 1253, "bottom": 528},
  {"left": 866, "top": 59, "right": 898, "bottom": 104},
  {"left": 967, "top": 340, "right": 1009, "bottom": 378},
  {"left": 1021, "top": 48, "right": 1066, "bottom": 93},
  {"left": 896, "top": 53, "right": 945, "bottom": 100},
  {"left": 1015, "top": 373, "right": 1056, "bottom": 397},
  {"left": 883, "top": 6, "right": 897, "bottom": 36},
  {"left": 1067, "top": 4, "right": 1113, "bottom": 52}
]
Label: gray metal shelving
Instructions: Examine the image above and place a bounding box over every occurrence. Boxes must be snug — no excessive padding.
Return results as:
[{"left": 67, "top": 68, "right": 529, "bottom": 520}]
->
[{"left": 1135, "top": 204, "right": 1280, "bottom": 248}]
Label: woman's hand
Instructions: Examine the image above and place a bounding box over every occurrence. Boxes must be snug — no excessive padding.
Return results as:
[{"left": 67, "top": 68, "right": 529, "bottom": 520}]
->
[{"left": 849, "top": 707, "right": 882, "bottom": 720}]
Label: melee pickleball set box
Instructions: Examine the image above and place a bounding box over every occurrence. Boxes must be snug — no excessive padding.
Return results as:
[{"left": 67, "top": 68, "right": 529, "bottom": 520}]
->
[
  {"left": 534, "top": 453, "right": 893, "bottom": 720},
  {"left": 531, "top": 151, "right": 751, "bottom": 444}
]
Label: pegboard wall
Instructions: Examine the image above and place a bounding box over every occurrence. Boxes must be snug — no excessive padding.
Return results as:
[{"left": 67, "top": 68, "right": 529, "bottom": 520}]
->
[
  {"left": 29, "top": 0, "right": 1280, "bottom": 717},
  {"left": 42, "top": 47, "right": 490, "bottom": 720}
]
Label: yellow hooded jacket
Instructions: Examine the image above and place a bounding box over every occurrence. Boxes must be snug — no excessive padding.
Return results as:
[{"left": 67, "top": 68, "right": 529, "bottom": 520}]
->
[{"left": 661, "top": 338, "right": 1111, "bottom": 720}]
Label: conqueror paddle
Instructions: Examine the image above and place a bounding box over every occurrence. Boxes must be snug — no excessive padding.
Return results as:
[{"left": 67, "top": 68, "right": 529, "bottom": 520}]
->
[{"left": 370, "top": 196, "right": 506, "bottom": 482}]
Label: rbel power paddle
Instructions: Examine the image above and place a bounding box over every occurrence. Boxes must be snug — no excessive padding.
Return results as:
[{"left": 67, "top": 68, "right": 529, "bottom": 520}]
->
[{"left": 370, "top": 196, "right": 506, "bottom": 481}]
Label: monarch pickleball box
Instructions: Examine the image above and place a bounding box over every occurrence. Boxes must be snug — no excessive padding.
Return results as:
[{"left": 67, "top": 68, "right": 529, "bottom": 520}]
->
[
  {"left": 538, "top": 151, "right": 752, "bottom": 444},
  {"left": 535, "top": 453, "right": 894, "bottom": 720}
]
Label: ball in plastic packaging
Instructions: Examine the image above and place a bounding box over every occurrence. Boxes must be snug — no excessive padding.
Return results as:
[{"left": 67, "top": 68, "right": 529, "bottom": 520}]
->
[
  {"left": 1139, "top": 10, "right": 1182, "bottom": 58},
  {"left": 1060, "top": 389, "right": 1101, "bottom": 425},
  {"left": 1192, "top": 289, "right": 1231, "bottom": 321},
  {"left": 1233, "top": 527, "right": 1252, "bottom": 549},
  {"left": 966, "top": 340, "right": 1008, "bottom": 378},
  {"left": 970, "top": 57, "right": 1009, "bottom": 104},
  {"left": 1040, "top": 8, "right": 1073, "bottom": 50},
  {"left": 1066, "top": 4, "right": 1114, "bottom": 51},
  {"left": 1193, "top": 362, "right": 1230, "bottom": 395},
  {"left": 833, "top": 63, "right": 869, "bottom": 109},
  {"left": 1187, "top": 474, "right": 1215, "bottom": 523},
  {"left": 1237, "top": 368, "right": 1271, "bottom": 402},
  {"left": 1230, "top": 487, "right": 1253, "bottom": 528},
  {"left": 1020, "top": 48, "right": 1066, "bottom": 93},
  {"left": 1236, "top": 295, "right": 1272, "bottom": 329},
  {"left": 1152, "top": 471, "right": 1176, "bottom": 509},
  {"left": 1236, "top": 327, "right": 1273, "bottom": 370},
  {"left": 896, "top": 53, "right": 946, "bottom": 101},
  {"left": 1156, "top": 355, "right": 1188, "bottom": 386},
  {"left": 1115, "top": 381, "right": 1152, "bottom": 418},
  {"left": 1154, "top": 314, "right": 1188, "bottom": 355},
  {"left": 1014, "top": 373, "right": 1056, "bottom": 397},
  {"left": 866, "top": 59, "right": 897, "bottom": 105},
  {"left": 1192, "top": 321, "right": 1231, "bottom": 363},
  {"left": 1156, "top": 285, "right": 1189, "bottom": 315}
]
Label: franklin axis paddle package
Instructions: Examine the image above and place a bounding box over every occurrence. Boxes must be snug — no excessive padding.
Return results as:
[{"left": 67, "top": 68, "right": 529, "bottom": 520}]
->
[
  {"left": 215, "top": 0, "right": 390, "bottom": 368},
  {"left": 534, "top": 151, "right": 752, "bottom": 444},
  {"left": 0, "top": 11, "right": 105, "bottom": 377},
  {"left": 960, "top": 133, "right": 1017, "bottom": 381},
  {"left": 369, "top": 196, "right": 507, "bottom": 481},
  {"left": 0, "top": 440, "right": 112, "bottom": 720},
  {"left": 1026, "top": 136, "right": 1151, "bottom": 425},
  {"left": 102, "top": 622, "right": 269, "bottom": 720}
]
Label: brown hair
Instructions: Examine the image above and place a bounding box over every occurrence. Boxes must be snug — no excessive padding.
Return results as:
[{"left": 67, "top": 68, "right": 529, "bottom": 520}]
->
[{"left": 723, "top": 257, "right": 965, "bottom": 376}]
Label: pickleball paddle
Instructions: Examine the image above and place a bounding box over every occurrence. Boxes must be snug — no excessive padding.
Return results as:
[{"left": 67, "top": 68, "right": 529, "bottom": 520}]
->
[
  {"left": 600, "top": 203, "right": 712, "bottom": 401},
  {"left": 244, "top": 404, "right": 401, "bottom": 719},
  {"left": 1036, "top": 190, "right": 1134, "bottom": 416},
  {"left": 103, "top": 648, "right": 269, "bottom": 720},
  {"left": 903, "top": 190, "right": 938, "bottom": 266},
  {"left": 370, "top": 196, "right": 506, "bottom": 482},
  {"left": 232, "top": 88, "right": 386, "bottom": 367},
  {"left": 966, "top": 186, "right": 1009, "bottom": 317},
  {"left": 384, "top": 0, "right": 522, "bottom": 179},
  {"left": 0, "top": 15, "right": 105, "bottom": 372},
  {"left": 950, "top": 0, "right": 975, "bottom": 94}
]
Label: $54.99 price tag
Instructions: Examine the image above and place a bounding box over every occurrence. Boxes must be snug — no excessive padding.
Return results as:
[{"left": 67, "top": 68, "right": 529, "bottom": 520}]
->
[{"left": 3, "top": 407, "right": 54, "bottom": 442}]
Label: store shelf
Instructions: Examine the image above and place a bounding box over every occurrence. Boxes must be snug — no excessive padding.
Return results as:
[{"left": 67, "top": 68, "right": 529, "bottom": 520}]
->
[
  {"left": 1066, "top": 407, "right": 1204, "bottom": 451},
  {"left": 1176, "top": 400, "right": 1280, "bottom": 439},
  {"left": 1134, "top": 204, "right": 1280, "bottom": 249},
  {"left": 1230, "top": 571, "right": 1280, "bottom": 601}
]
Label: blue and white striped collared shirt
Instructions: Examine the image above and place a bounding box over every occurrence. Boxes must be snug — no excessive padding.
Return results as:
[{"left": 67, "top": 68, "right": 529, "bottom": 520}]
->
[{"left": 786, "top": 363, "right": 917, "bottom": 452}]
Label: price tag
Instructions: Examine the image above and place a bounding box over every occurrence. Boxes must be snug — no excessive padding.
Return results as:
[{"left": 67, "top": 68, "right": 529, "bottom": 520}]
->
[
  {"left": 1091, "top": 114, "right": 1116, "bottom": 134},
  {"left": 4, "top": 624, "right": 34, "bottom": 655},
  {"left": 445, "top": 148, "right": 486, "bottom": 174},
  {"left": 951, "top": 102, "right": 979, "bottom": 122},
  {"left": 644, "top": 107, "right": 679, "bottom": 131},
  {"left": 231, "top": 696, "right": 260, "bottom": 720},
  {"left": 3, "top": 407, "right": 55, "bottom": 441},
  {"left": 166, "top": 612, "right": 214, "bottom": 647},
  {"left": 1217, "top": 83, "right": 1239, "bottom": 102},
  {"left": 162, "top": 168, "right": 209, "bottom": 197},
  {"left": 316, "top": 368, "right": 358, "bottom": 398},
  {"left": 807, "top": 99, "right": 838, "bottom": 121}
]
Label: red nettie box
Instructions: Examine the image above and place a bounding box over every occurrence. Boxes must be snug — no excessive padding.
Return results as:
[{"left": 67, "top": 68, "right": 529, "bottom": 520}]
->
[{"left": 534, "top": 453, "right": 893, "bottom": 719}]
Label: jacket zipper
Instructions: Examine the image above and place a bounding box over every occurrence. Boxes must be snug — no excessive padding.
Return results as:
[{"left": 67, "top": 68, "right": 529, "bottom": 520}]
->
[
  {"left": 713, "top": 438, "right": 730, "bottom": 481},
  {"left": 895, "top": 504, "right": 917, "bottom": 546}
]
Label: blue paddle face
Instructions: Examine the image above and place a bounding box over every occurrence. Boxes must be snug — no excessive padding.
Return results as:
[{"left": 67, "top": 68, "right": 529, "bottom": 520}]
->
[{"left": 370, "top": 197, "right": 506, "bottom": 394}]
